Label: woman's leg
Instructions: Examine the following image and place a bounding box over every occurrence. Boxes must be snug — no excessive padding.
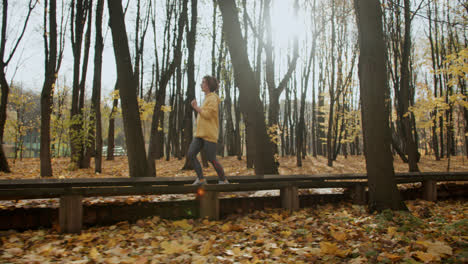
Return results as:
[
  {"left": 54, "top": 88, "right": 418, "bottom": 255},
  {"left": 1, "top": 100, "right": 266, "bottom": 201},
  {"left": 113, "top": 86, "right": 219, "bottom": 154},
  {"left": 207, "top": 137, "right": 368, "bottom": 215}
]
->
[
  {"left": 187, "top": 138, "right": 204, "bottom": 179},
  {"left": 204, "top": 140, "right": 226, "bottom": 181}
]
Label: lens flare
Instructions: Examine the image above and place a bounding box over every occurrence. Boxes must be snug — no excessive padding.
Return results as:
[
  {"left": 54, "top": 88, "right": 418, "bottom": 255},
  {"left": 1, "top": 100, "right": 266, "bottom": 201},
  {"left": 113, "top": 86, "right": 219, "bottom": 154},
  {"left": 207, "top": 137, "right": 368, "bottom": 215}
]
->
[{"left": 197, "top": 188, "right": 205, "bottom": 197}]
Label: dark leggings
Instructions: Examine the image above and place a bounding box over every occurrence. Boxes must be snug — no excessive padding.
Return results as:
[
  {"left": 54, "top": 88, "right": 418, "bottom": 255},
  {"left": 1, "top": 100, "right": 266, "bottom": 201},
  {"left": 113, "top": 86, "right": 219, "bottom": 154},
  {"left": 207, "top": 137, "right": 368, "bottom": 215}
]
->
[{"left": 187, "top": 137, "right": 225, "bottom": 181}]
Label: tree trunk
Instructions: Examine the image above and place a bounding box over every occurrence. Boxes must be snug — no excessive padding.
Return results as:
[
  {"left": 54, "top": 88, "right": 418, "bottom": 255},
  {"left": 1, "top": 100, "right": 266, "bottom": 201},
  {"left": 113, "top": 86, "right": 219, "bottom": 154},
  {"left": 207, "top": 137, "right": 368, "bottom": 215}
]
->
[
  {"left": 427, "top": 3, "right": 440, "bottom": 160},
  {"left": 91, "top": 0, "right": 104, "bottom": 173},
  {"left": 354, "top": 0, "right": 407, "bottom": 212},
  {"left": 234, "top": 84, "right": 242, "bottom": 160},
  {"left": 317, "top": 59, "right": 325, "bottom": 156},
  {"left": 107, "top": 0, "right": 149, "bottom": 177},
  {"left": 326, "top": 0, "right": 336, "bottom": 167},
  {"left": 284, "top": 87, "right": 291, "bottom": 156},
  {"left": 0, "top": 0, "right": 38, "bottom": 172},
  {"left": 291, "top": 81, "right": 298, "bottom": 156},
  {"left": 399, "top": 0, "right": 419, "bottom": 172},
  {"left": 106, "top": 95, "right": 118, "bottom": 161},
  {"left": 224, "top": 64, "right": 237, "bottom": 156},
  {"left": 181, "top": 0, "right": 197, "bottom": 170},
  {"left": 166, "top": 79, "right": 176, "bottom": 161},
  {"left": 78, "top": 0, "right": 93, "bottom": 169},
  {"left": 297, "top": 18, "right": 317, "bottom": 166},
  {"left": 218, "top": 0, "right": 278, "bottom": 175},
  {"left": 40, "top": 0, "right": 58, "bottom": 177},
  {"left": 264, "top": 0, "right": 299, "bottom": 157},
  {"left": 69, "top": 0, "right": 86, "bottom": 168},
  {"left": 312, "top": 62, "right": 317, "bottom": 158},
  {"left": 150, "top": 0, "right": 187, "bottom": 174}
]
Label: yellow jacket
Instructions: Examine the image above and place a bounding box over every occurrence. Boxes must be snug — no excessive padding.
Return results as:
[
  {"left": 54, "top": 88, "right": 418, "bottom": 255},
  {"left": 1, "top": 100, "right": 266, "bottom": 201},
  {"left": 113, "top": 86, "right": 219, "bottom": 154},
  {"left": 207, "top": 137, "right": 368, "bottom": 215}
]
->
[{"left": 195, "top": 92, "right": 220, "bottom": 143}]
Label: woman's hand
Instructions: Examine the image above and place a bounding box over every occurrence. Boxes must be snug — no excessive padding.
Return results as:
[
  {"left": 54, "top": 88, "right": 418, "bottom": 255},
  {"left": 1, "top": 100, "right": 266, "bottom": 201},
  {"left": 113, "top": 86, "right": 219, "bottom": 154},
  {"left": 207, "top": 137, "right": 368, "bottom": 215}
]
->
[
  {"left": 191, "top": 99, "right": 198, "bottom": 109},
  {"left": 191, "top": 99, "right": 201, "bottom": 113}
]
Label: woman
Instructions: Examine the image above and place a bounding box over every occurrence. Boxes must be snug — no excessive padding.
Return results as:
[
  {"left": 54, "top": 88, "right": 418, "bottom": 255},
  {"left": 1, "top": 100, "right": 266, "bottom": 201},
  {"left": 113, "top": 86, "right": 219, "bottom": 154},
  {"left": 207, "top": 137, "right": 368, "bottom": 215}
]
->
[{"left": 188, "top": 75, "right": 229, "bottom": 185}]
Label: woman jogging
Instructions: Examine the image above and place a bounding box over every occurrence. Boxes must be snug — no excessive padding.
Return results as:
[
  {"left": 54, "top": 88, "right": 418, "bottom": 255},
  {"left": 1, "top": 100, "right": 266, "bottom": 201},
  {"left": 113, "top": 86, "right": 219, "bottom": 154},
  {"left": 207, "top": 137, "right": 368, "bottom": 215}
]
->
[{"left": 188, "top": 75, "right": 229, "bottom": 185}]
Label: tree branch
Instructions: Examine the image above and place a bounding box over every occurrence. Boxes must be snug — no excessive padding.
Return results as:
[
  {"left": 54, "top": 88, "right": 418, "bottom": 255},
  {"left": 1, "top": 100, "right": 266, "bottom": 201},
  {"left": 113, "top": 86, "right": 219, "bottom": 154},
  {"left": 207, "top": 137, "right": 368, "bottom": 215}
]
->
[{"left": 5, "top": 0, "right": 39, "bottom": 66}]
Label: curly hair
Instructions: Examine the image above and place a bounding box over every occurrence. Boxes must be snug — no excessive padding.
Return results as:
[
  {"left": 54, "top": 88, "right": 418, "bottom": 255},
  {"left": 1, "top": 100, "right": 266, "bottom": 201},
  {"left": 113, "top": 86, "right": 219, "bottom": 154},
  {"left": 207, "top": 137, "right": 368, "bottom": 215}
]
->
[{"left": 203, "top": 75, "right": 219, "bottom": 92}]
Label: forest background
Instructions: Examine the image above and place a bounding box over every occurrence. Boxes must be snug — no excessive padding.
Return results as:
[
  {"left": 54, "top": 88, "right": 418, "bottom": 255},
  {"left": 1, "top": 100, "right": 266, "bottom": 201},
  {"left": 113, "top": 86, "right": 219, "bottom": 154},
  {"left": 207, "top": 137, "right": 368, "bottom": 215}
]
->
[{"left": 1, "top": 0, "right": 467, "bottom": 177}]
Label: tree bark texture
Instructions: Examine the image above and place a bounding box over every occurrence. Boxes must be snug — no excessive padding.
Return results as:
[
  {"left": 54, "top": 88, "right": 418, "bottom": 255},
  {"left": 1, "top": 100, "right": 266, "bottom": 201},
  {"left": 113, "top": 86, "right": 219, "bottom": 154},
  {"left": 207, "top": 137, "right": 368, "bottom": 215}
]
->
[
  {"left": 107, "top": 0, "right": 149, "bottom": 177},
  {"left": 354, "top": 0, "right": 407, "bottom": 212},
  {"left": 218, "top": 0, "right": 278, "bottom": 175},
  {"left": 91, "top": 0, "right": 104, "bottom": 173}
]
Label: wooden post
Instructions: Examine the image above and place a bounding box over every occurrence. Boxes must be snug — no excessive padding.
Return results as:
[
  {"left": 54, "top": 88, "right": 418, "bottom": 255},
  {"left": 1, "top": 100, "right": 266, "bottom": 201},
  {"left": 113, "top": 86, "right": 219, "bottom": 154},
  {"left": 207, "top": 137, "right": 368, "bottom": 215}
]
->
[
  {"left": 199, "top": 190, "right": 219, "bottom": 220},
  {"left": 350, "top": 184, "right": 366, "bottom": 205},
  {"left": 281, "top": 186, "right": 299, "bottom": 211},
  {"left": 59, "top": 195, "right": 83, "bottom": 233},
  {"left": 422, "top": 180, "right": 437, "bottom": 201}
]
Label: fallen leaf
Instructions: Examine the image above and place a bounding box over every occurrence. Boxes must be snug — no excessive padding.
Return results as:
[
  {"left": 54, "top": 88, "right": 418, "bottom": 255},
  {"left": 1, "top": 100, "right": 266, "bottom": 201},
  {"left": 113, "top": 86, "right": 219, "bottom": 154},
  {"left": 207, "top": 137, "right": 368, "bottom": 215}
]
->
[
  {"left": 331, "top": 231, "right": 347, "bottom": 241},
  {"left": 221, "top": 223, "right": 232, "bottom": 232},
  {"left": 349, "top": 256, "right": 367, "bottom": 264},
  {"left": 160, "top": 241, "right": 187, "bottom": 254},
  {"left": 378, "top": 252, "right": 402, "bottom": 262},
  {"left": 200, "top": 240, "right": 213, "bottom": 256},
  {"left": 272, "top": 248, "right": 283, "bottom": 257},
  {"left": 414, "top": 251, "right": 437, "bottom": 262},
  {"left": 320, "top": 241, "right": 350, "bottom": 257},
  {"left": 89, "top": 247, "right": 100, "bottom": 261},
  {"left": 172, "top": 219, "right": 192, "bottom": 230},
  {"left": 417, "top": 240, "right": 453, "bottom": 258}
]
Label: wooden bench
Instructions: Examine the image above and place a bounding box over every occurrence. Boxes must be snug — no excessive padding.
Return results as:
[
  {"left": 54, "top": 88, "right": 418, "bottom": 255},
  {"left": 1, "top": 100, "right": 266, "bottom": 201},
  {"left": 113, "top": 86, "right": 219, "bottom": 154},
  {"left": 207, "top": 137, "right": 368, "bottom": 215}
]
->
[{"left": 0, "top": 172, "right": 467, "bottom": 233}]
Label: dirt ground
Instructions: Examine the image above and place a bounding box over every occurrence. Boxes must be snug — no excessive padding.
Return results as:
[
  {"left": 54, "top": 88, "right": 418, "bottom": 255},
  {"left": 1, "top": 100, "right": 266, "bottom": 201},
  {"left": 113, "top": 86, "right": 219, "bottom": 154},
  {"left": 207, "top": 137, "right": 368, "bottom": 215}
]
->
[{"left": 1, "top": 154, "right": 468, "bottom": 179}]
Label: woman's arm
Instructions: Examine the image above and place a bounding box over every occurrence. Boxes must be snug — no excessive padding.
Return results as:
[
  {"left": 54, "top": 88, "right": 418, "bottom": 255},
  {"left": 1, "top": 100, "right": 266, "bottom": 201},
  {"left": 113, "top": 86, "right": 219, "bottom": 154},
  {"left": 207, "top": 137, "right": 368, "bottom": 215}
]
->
[
  {"left": 192, "top": 97, "right": 217, "bottom": 119},
  {"left": 191, "top": 99, "right": 202, "bottom": 114}
]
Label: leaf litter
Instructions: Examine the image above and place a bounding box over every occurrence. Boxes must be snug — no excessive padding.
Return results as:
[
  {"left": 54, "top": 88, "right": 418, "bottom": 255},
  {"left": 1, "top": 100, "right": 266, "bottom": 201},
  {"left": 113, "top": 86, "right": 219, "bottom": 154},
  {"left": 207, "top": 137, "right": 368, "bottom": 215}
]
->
[
  {"left": 0, "top": 156, "right": 467, "bottom": 263},
  {"left": 0, "top": 200, "right": 466, "bottom": 263}
]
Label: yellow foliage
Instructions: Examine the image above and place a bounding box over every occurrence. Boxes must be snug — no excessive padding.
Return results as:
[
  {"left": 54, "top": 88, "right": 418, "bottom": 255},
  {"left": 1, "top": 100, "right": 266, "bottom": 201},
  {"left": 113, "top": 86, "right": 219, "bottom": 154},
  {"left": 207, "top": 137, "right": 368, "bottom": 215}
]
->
[
  {"left": 111, "top": 90, "right": 120, "bottom": 100},
  {"left": 137, "top": 98, "right": 155, "bottom": 122},
  {"left": 440, "top": 48, "right": 468, "bottom": 85},
  {"left": 267, "top": 124, "right": 282, "bottom": 145},
  {"left": 161, "top": 105, "right": 172, "bottom": 113}
]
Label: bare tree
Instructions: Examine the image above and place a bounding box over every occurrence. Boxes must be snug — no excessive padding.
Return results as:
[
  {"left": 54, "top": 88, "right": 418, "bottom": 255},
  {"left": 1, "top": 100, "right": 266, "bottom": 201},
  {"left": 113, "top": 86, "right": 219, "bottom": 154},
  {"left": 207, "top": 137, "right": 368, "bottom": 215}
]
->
[
  {"left": 69, "top": 0, "right": 91, "bottom": 168},
  {"left": 77, "top": 0, "right": 93, "bottom": 168},
  {"left": 107, "top": 0, "right": 150, "bottom": 177},
  {"left": 0, "top": 0, "right": 38, "bottom": 172},
  {"left": 106, "top": 84, "right": 118, "bottom": 161},
  {"left": 217, "top": 0, "right": 278, "bottom": 175},
  {"left": 181, "top": 0, "right": 197, "bottom": 170},
  {"left": 90, "top": 0, "right": 104, "bottom": 173},
  {"left": 133, "top": 0, "right": 151, "bottom": 98},
  {"left": 147, "top": 0, "right": 188, "bottom": 176},
  {"left": 40, "top": 0, "right": 67, "bottom": 177},
  {"left": 399, "top": 0, "right": 420, "bottom": 172},
  {"left": 264, "top": 0, "right": 299, "bottom": 157}
]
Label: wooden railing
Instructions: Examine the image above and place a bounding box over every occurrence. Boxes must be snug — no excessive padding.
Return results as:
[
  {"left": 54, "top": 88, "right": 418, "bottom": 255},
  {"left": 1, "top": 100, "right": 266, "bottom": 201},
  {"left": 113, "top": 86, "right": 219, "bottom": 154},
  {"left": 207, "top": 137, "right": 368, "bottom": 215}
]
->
[{"left": 0, "top": 171, "right": 466, "bottom": 233}]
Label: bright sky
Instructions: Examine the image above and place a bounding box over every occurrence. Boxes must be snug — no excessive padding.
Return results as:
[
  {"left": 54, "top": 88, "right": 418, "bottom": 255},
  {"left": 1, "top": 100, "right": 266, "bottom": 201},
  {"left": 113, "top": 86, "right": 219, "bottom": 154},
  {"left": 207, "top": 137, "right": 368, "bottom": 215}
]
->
[
  {"left": 5, "top": 0, "right": 436, "bottom": 107},
  {"left": 6, "top": 0, "right": 313, "bottom": 103}
]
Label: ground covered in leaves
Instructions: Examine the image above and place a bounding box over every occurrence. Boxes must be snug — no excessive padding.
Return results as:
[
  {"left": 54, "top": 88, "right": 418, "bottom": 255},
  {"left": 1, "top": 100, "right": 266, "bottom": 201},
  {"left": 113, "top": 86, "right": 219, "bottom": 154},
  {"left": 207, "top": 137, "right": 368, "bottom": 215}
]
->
[
  {"left": 2, "top": 155, "right": 468, "bottom": 179},
  {"left": 0, "top": 200, "right": 466, "bottom": 263}
]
